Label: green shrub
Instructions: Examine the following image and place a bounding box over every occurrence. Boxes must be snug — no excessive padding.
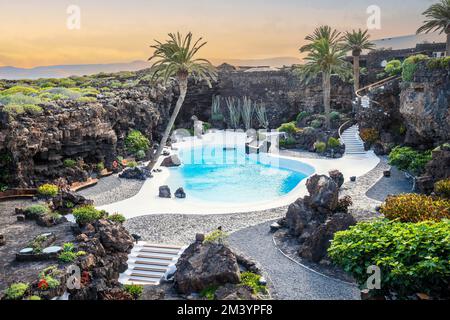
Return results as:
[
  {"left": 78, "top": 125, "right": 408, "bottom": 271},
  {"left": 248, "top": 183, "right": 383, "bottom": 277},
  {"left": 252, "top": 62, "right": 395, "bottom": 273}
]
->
[
  {"left": 4, "top": 283, "right": 29, "bottom": 300},
  {"left": 435, "top": 179, "right": 450, "bottom": 199},
  {"left": 0, "top": 86, "right": 39, "bottom": 96},
  {"left": 310, "top": 119, "right": 322, "bottom": 129},
  {"left": 37, "top": 184, "right": 59, "bottom": 197},
  {"left": 58, "top": 242, "right": 77, "bottom": 263},
  {"left": 127, "top": 161, "right": 138, "bottom": 168},
  {"left": 204, "top": 230, "right": 228, "bottom": 244},
  {"left": 380, "top": 194, "right": 450, "bottom": 222},
  {"left": 76, "top": 251, "right": 87, "bottom": 257},
  {"left": 296, "top": 111, "right": 310, "bottom": 123},
  {"left": 63, "top": 159, "right": 77, "bottom": 168},
  {"left": 427, "top": 57, "right": 450, "bottom": 70},
  {"left": 96, "top": 162, "right": 105, "bottom": 172},
  {"left": 123, "top": 284, "right": 143, "bottom": 299},
  {"left": 240, "top": 272, "right": 267, "bottom": 294},
  {"left": 23, "top": 104, "right": 43, "bottom": 115},
  {"left": 279, "top": 137, "right": 296, "bottom": 148},
  {"left": 0, "top": 93, "right": 42, "bottom": 108},
  {"left": 402, "top": 54, "right": 429, "bottom": 82},
  {"left": 24, "top": 205, "right": 49, "bottom": 218},
  {"left": 384, "top": 60, "right": 402, "bottom": 76},
  {"left": 125, "top": 130, "right": 150, "bottom": 154},
  {"left": 328, "top": 219, "right": 450, "bottom": 296},
  {"left": 329, "top": 111, "right": 341, "bottom": 121},
  {"left": 388, "top": 146, "right": 432, "bottom": 175},
  {"left": 200, "top": 285, "right": 219, "bottom": 300},
  {"left": 72, "top": 205, "right": 104, "bottom": 225},
  {"left": 135, "top": 150, "right": 146, "bottom": 160},
  {"left": 327, "top": 137, "right": 340, "bottom": 149},
  {"left": 277, "top": 122, "right": 298, "bottom": 135},
  {"left": 40, "top": 275, "right": 60, "bottom": 289},
  {"left": 76, "top": 96, "right": 97, "bottom": 103},
  {"left": 27, "top": 295, "right": 42, "bottom": 300},
  {"left": 314, "top": 141, "right": 326, "bottom": 153},
  {"left": 203, "top": 122, "right": 212, "bottom": 132},
  {"left": 108, "top": 213, "right": 126, "bottom": 224}
]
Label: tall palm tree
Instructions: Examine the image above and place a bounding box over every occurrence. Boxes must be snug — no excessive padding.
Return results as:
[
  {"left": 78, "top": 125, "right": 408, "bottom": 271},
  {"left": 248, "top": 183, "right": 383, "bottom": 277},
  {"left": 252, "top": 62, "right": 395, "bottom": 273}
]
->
[
  {"left": 297, "top": 36, "right": 351, "bottom": 129},
  {"left": 146, "top": 32, "right": 217, "bottom": 170},
  {"left": 300, "top": 25, "right": 343, "bottom": 53},
  {"left": 343, "top": 29, "right": 375, "bottom": 93},
  {"left": 416, "top": 0, "right": 450, "bottom": 56}
]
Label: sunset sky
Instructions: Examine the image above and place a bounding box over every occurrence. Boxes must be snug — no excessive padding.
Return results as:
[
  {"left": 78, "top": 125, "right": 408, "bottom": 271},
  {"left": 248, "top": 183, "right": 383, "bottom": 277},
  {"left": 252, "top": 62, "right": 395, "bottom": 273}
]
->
[{"left": 0, "top": 0, "right": 444, "bottom": 68}]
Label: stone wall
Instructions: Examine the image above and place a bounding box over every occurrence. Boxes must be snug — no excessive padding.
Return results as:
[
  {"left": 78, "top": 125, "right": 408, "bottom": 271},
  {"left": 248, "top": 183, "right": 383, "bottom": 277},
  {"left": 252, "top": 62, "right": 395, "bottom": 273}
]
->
[{"left": 400, "top": 62, "right": 450, "bottom": 147}]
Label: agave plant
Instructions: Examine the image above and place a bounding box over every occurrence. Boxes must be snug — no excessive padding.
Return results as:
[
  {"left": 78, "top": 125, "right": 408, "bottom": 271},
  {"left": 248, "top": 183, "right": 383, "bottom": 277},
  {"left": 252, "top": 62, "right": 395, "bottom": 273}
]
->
[
  {"left": 225, "top": 97, "right": 241, "bottom": 129},
  {"left": 241, "top": 96, "right": 254, "bottom": 130},
  {"left": 297, "top": 32, "right": 351, "bottom": 129},
  {"left": 254, "top": 101, "right": 269, "bottom": 129},
  {"left": 343, "top": 29, "right": 375, "bottom": 92},
  {"left": 146, "top": 32, "right": 217, "bottom": 170},
  {"left": 211, "top": 95, "right": 223, "bottom": 121},
  {"left": 417, "top": 0, "right": 450, "bottom": 56}
]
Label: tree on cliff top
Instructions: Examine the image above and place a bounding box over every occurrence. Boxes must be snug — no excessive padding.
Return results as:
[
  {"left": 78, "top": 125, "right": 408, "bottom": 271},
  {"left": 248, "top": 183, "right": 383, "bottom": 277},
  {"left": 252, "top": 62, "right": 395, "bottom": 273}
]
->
[
  {"left": 146, "top": 32, "right": 217, "bottom": 170},
  {"left": 343, "top": 29, "right": 375, "bottom": 93},
  {"left": 416, "top": 0, "right": 450, "bottom": 56},
  {"left": 297, "top": 27, "right": 351, "bottom": 129}
]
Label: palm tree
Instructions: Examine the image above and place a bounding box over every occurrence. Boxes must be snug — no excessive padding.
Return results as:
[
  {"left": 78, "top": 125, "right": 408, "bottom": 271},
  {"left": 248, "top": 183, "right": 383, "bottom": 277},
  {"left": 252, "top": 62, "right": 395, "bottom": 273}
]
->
[
  {"left": 343, "top": 29, "right": 375, "bottom": 93},
  {"left": 416, "top": 0, "right": 450, "bottom": 56},
  {"left": 146, "top": 32, "right": 217, "bottom": 170},
  {"left": 300, "top": 25, "right": 343, "bottom": 53},
  {"left": 297, "top": 35, "right": 351, "bottom": 129}
]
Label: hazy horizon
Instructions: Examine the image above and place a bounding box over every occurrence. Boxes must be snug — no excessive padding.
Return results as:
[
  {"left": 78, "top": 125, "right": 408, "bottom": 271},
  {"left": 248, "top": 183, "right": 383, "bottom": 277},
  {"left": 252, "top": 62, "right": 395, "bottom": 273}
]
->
[{"left": 0, "top": 0, "right": 445, "bottom": 68}]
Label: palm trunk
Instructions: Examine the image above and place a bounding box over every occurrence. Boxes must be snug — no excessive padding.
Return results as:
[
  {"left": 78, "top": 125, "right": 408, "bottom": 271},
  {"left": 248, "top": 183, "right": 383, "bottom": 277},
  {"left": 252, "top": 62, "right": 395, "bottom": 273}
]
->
[
  {"left": 353, "top": 54, "right": 360, "bottom": 93},
  {"left": 446, "top": 32, "right": 450, "bottom": 57},
  {"left": 147, "top": 78, "right": 188, "bottom": 171},
  {"left": 323, "top": 72, "right": 331, "bottom": 129}
]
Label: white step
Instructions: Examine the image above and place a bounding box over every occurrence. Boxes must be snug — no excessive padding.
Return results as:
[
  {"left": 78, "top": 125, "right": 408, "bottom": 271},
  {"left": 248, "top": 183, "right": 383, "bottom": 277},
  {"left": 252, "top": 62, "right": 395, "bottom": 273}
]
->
[{"left": 119, "top": 242, "right": 186, "bottom": 286}]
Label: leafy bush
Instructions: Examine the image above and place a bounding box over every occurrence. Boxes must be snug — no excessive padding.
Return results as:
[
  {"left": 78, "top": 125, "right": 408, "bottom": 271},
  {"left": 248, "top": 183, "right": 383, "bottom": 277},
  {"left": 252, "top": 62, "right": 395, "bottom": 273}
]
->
[
  {"left": 296, "top": 111, "right": 310, "bottom": 122},
  {"left": 380, "top": 194, "right": 450, "bottom": 222},
  {"left": 23, "top": 104, "right": 43, "bottom": 115},
  {"left": 310, "top": 119, "right": 322, "bottom": 129},
  {"left": 4, "top": 283, "right": 29, "bottom": 300},
  {"left": 108, "top": 213, "right": 126, "bottom": 224},
  {"left": 384, "top": 60, "right": 402, "bottom": 76},
  {"left": 127, "top": 161, "right": 138, "bottom": 168},
  {"left": 125, "top": 130, "right": 150, "bottom": 155},
  {"left": 0, "top": 93, "right": 42, "bottom": 108},
  {"left": 24, "top": 205, "right": 49, "bottom": 218},
  {"left": 37, "top": 184, "right": 59, "bottom": 197},
  {"left": 72, "top": 205, "right": 104, "bottom": 225},
  {"left": 27, "top": 295, "right": 42, "bottom": 300},
  {"left": 388, "top": 146, "right": 432, "bottom": 175},
  {"left": 123, "top": 284, "right": 143, "bottom": 299},
  {"left": 279, "top": 137, "right": 296, "bottom": 148},
  {"left": 329, "top": 111, "right": 341, "bottom": 121},
  {"left": 204, "top": 229, "right": 228, "bottom": 244},
  {"left": 240, "top": 272, "right": 267, "bottom": 294},
  {"left": 427, "top": 57, "right": 450, "bottom": 70},
  {"left": 0, "top": 86, "right": 39, "bottom": 96},
  {"left": 200, "top": 285, "right": 219, "bottom": 300},
  {"left": 39, "top": 275, "right": 60, "bottom": 290},
  {"left": 63, "top": 159, "right": 77, "bottom": 168},
  {"left": 96, "top": 162, "right": 105, "bottom": 172},
  {"left": 202, "top": 122, "right": 212, "bottom": 132},
  {"left": 277, "top": 122, "right": 298, "bottom": 135},
  {"left": 328, "top": 219, "right": 450, "bottom": 296},
  {"left": 327, "top": 137, "right": 340, "bottom": 149},
  {"left": 435, "top": 179, "right": 450, "bottom": 199},
  {"left": 360, "top": 128, "right": 379, "bottom": 144},
  {"left": 402, "top": 54, "right": 428, "bottom": 82},
  {"left": 313, "top": 141, "right": 326, "bottom": 153},
  {"left": 135, "top": 150, "right": 146, "bottom": 160},
  {"left": 76, "top": 96, "right": 97, "bottom": 103},
  {"left": 58, "top": 242, "right": 77, "bottom": 263}
]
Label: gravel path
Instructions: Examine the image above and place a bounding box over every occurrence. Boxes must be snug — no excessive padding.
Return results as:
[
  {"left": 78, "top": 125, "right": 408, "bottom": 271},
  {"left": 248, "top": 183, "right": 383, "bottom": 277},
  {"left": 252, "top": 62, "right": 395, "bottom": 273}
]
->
[
  {"left": 228, "top": 221, "right": 360, "bottom": 300},
  {"left": 124, "top": 207, "right": 287, "bottom": 245},
  {"left": 77, "top": 174, "right": 144, "bottom": 206}
]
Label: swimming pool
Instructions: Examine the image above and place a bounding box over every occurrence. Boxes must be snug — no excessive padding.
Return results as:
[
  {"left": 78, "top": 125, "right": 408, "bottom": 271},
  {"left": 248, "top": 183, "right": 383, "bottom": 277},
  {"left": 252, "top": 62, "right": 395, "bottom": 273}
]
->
[{"left": 165, "top": 144, "right": 314, "bottom": 204}]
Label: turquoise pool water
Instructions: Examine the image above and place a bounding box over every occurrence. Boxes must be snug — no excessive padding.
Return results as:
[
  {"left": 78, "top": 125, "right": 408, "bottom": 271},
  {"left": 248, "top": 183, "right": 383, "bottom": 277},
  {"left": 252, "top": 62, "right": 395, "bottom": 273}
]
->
[{"left": 166, "top": 146, "right": 310, "bottom": 204}]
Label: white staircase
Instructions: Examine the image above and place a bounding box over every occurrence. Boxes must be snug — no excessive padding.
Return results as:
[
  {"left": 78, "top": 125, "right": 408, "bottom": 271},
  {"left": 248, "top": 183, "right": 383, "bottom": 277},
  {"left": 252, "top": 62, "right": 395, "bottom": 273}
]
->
[
  {"left": 340, "top": 125, "right": 366, "bottom": 155},
  {"left": 119, "top": 242, "right": 185, "bottom": 285}
]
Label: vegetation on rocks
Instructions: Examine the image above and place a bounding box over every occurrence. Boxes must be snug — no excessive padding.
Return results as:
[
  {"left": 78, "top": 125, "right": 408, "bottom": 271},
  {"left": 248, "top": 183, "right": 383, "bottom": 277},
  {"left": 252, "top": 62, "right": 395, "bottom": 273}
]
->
[
  {"left": 72, "top": 205, "right": 105, "bottom": 225},
  {"left": 239, "top": 272, "right": 267, "bottom": 294},
  {"left": 329, "top": 219, "right": 450, "bottom": 297},
  {"left": 4, "top": 283, "right": 29, "bottom": 300},
  {"left": 37, "top": 184, "right": 59, "bottom": 197},
  {"left": 380, "top": 194, "right": 450, "bottom": 222},
  {"left": 108, "top": 213, "right": 126, "bottom": 224},
  {"left": 123, "top": 284, "right": 143, "bottom": 299},
  {"left": 204, "top": 229, "right": 228, "bottom": 244},
  {"left": 435, "top": 179, "right": 450, "bottom": 199},
  {"left": 388, "top": 146, "right": 432, "bottom": 175},
  {"left": 125, "top": 130, "right": 150, "bottom": 156}
]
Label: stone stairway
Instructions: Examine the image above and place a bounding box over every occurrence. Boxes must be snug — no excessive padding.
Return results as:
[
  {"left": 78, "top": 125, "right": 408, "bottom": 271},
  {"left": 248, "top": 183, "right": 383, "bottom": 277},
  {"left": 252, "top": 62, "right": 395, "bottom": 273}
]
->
[
  {"left": 119, "top": 242, "right": 185, "bottom": 285},
  {"left": 340, "top": 125, "right": 366, "bottom": 155}
]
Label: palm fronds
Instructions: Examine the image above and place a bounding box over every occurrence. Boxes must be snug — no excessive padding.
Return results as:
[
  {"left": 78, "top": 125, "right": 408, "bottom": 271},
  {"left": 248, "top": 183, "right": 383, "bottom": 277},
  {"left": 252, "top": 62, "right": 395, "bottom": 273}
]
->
[
  {"left": 300, "top": 25, "right": 343, "bottom": 53},
  {"left": 416, "top": 0, "right": 450, "bottom": 34},
  {"left": 148, "top": 32, "right": 218, "bottom": 86},
  {"left": 343, "top": 29, "right": 375, "bottom": 55}
]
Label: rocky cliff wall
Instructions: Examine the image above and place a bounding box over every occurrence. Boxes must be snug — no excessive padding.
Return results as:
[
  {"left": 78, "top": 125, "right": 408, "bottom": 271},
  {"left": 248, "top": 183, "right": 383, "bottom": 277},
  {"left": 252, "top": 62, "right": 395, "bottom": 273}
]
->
[{"left": 400, "top": 62, "right": 450, "bottom": 147}]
